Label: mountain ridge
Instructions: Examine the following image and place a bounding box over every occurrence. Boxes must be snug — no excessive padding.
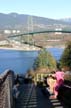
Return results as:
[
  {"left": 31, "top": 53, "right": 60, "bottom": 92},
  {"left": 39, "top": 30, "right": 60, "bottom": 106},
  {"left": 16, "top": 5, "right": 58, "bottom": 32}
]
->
[{"left": 0, "top": 13, "right": 71, "bottom": 32}]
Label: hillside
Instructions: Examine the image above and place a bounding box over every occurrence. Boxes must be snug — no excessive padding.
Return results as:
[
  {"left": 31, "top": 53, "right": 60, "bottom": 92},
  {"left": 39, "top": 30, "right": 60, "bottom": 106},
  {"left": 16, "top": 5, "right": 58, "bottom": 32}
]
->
[
  {"left": 0, "top": 13, "right": 71, "bottom": 32},
  {"left": 0, "top": 13, "right": 71, "bottom": 43},
  {"left": 60, "top": 18, "right": 71, "bottom": 24}
]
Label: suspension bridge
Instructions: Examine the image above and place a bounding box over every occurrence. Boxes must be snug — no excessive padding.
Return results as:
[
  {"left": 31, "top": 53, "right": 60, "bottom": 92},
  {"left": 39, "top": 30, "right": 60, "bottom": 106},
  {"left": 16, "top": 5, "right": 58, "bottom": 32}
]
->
[
  {"left": 8, "top": 30, "right": 71, "bottom": 38},
  {"left": 7, "top": 30, "right": 71, "bottom": 49}
]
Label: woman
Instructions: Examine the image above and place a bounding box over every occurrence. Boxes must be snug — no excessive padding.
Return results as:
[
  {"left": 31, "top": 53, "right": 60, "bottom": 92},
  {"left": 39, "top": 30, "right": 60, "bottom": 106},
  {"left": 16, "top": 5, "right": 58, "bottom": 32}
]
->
[{"left": 50, "top": 68, "right": 64, "bottom": 99}]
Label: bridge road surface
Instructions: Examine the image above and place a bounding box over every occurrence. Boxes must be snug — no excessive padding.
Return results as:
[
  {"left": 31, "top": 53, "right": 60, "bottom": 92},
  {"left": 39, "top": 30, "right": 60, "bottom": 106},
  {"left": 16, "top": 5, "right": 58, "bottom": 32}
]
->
[{"left": 15, "top": 84, "right": 68, "bottom": 108}]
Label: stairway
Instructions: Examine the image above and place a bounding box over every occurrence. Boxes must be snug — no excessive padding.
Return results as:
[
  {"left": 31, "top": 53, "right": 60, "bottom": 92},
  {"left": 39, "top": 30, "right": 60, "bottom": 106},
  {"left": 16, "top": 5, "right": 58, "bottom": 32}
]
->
[
  {"left": 15, "top": 84, "right": 37, "bottom": 108},
  {"left": 15, "top": 84, "right": 68, "bottom": 108}
]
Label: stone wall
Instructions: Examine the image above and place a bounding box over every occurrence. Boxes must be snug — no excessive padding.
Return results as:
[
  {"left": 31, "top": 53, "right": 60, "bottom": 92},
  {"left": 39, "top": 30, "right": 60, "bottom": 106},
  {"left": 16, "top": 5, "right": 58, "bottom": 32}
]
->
[{"left": 0, "top": 70, "right": 14, "bottom": 108}]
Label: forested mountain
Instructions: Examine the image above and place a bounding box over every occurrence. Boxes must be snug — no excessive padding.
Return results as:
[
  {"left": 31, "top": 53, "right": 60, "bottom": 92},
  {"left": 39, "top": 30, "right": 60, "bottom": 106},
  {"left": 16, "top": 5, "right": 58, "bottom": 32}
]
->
[
  {"left": 0, "top": 13, "right": 71, "bottom": 31},
  {"left": 60, "top": 18, "right": 71, "bottom": 24}
]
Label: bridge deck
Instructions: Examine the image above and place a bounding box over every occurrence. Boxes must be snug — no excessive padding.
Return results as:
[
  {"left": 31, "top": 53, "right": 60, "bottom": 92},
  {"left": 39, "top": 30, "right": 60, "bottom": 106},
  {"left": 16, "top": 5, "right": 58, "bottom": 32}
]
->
[{"left": 8, "top": 30, "right": 71, "bottom": 38}]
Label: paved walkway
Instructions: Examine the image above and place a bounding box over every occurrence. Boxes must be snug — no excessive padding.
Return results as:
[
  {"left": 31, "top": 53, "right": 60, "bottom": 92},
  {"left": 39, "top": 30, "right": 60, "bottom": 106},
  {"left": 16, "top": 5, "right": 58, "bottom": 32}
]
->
[{"left": 15, "top": 84, "right": 68, "bottom": 108}]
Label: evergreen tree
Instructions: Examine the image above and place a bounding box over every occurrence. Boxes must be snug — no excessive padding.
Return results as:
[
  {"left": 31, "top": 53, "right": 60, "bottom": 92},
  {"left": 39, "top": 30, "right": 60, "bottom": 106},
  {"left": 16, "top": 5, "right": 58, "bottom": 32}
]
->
[
  {"left": 60, "top": 41, "right": 71, "bottom": 69},
  {"left": 33, "top": 48, "right": 56, "bottom": 70}
]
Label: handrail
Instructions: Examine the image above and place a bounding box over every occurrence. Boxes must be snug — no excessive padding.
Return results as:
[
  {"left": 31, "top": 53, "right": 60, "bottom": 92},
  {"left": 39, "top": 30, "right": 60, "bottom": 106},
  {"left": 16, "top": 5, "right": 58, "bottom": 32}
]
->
[
  {"left": 0, "top": 69, "right": 13, "bottom": 84},
  {"left": 0, "top": 70, "right": 15, "bottom": 108},
  {"left": 64, "top": 84, "right": 71, "bottom": 89}
]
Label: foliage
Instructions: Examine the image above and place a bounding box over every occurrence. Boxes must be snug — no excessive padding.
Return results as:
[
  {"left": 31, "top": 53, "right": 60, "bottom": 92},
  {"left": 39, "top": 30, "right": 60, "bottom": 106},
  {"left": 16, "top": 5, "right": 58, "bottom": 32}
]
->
[
  {"left": 27, "top": 69, "right": 35, "bottom": 78},
  {"left": 60, "top": 41, "right": 71, "bottom": 69},
  {"left": 33, "top": 48, "right": 56, "bottom": 70}
]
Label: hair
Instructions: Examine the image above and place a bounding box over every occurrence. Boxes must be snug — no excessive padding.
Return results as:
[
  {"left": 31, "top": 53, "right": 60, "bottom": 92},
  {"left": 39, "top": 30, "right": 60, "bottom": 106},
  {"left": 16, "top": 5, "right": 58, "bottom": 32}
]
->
[
  {"left": 56, "top": 67, "right": 62, "bottom": 71},
  {"left": 14, "top": 74, "right": 20, "bottom": 85}
]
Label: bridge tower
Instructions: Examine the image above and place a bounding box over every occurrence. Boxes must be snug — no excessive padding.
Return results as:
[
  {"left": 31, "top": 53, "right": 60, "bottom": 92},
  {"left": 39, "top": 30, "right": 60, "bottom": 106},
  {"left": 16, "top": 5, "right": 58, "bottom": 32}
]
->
[{"left": 27, "top": 16, "right": 34, "bottom": 45}]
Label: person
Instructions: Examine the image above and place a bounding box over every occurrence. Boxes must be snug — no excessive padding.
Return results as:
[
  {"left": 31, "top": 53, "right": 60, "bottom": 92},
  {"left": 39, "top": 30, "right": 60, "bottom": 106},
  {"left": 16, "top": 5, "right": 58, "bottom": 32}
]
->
[
  {"left": 47, "top": 74, "right": 56, "bottom": 94},
  {"left": 14, "top": 74, "right": 20, "bottom": 84},
  {"left": 12, "top": 74, "right": 20, "bottom": 99},
  {"left": 49, "top": 68, "right": 64, "bottom": 99},
  {"left": 12, "top": 82, "right": 20, "bottom": 99}
]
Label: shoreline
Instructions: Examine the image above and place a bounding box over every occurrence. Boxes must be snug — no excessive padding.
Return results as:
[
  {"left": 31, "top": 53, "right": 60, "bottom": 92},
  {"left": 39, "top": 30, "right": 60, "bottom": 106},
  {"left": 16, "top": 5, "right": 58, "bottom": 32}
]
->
[
  {"left": 0, "top": 47, "right": 41, "bottom": 51},
  {"left": 0, "top": 45, "right": 65, "bottom": 51}
]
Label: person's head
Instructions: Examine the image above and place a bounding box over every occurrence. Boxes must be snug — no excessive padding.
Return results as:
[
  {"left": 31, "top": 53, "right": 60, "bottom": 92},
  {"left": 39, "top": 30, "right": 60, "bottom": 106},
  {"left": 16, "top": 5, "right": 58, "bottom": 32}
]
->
[
  {"left": 16, "top": 82, "right": 20, "bottom": 87},
  {"left": 56, "top": 67, "right": 61, "bottom": 71},
  {"left": 16, "top": 74, "right": 19, "bottom": 78},
  {"left": 51, "top": 70, "right": 55, "bottom": 74},
  {"left": 61, "top": 67, "right": 65, "bottom": 72}
]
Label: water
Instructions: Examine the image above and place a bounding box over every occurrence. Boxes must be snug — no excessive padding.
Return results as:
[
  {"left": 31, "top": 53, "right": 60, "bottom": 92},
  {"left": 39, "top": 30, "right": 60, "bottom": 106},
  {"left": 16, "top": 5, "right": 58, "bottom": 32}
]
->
[
  {"left": 0, "top": 48, "right": 64, "bottom": 74},
  {"left": 47, "top": 48, "right": 64, "bottom": 61}
]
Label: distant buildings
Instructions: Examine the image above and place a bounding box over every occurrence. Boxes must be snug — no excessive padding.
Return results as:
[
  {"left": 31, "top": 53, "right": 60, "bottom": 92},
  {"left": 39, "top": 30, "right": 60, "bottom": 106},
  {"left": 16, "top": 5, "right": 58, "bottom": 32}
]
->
[
  {"left": 0, "top": 40, "right": 9, "bottom": 46},
  {"left": 4, "top": 30, "right": 20, "bottom": 34},
  {"left": 55, "top": 28, "right": 62, "bottom": 34},
  {"left": 55, "top": 28, "right": 62, "bottom": 31}
]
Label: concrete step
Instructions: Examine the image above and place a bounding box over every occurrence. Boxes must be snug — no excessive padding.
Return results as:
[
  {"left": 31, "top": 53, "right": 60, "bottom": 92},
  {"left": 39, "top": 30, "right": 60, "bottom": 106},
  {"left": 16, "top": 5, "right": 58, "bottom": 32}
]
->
[{"left": 15, "top": 84, "right": 68, "bottom": 108}]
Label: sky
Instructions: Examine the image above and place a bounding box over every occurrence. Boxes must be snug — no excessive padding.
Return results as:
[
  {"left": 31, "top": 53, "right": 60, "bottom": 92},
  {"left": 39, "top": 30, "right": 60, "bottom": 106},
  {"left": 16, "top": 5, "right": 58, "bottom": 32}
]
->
[{"left": 0, "top": 0, "right": 71, "bottom": 19}]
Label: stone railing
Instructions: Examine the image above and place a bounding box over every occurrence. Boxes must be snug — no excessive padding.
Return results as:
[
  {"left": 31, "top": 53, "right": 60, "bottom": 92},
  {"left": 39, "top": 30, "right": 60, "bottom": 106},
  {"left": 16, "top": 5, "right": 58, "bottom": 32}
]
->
[{"left": 0, "top": 70, "right": 14, "bottom": 108}]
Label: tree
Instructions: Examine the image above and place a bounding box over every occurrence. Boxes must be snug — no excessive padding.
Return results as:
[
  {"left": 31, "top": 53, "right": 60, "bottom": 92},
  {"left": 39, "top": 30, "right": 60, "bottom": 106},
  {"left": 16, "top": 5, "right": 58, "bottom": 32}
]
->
[
  {"left": 33, "top": 48, "right": 56, "bottom": 71},
  {"left": 60, "top": 41, "right": 71, "bottom": 70}
]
